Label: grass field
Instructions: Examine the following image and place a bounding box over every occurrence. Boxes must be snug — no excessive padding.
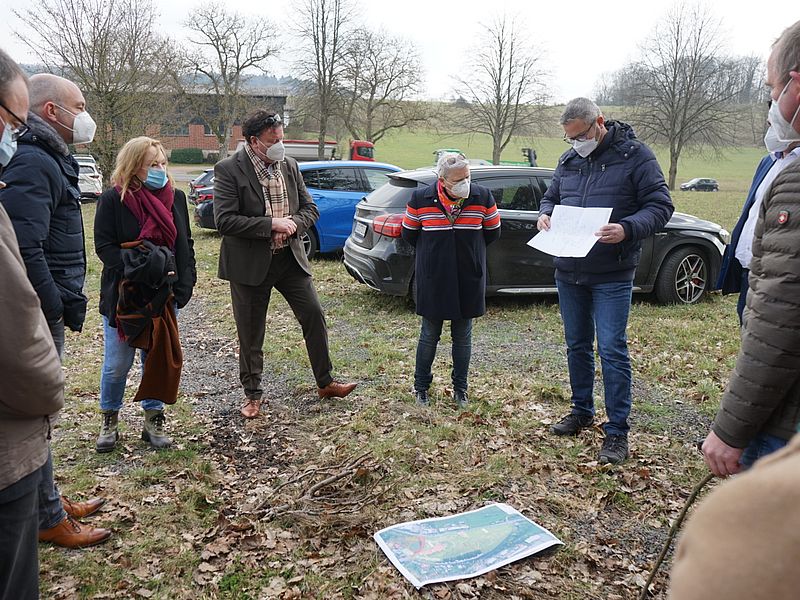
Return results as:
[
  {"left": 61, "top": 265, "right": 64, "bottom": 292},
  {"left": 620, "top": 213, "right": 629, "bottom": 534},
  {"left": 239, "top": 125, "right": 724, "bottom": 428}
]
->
[{"left": 38, "top": 130, "right": 764, "bottom": 599}]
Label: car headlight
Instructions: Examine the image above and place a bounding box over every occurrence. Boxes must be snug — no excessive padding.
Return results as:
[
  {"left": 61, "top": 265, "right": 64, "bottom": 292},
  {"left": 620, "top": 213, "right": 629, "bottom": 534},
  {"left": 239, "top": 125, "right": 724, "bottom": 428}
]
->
[{"left": 719, "top": 228, "right": 731, "bottom": 244}]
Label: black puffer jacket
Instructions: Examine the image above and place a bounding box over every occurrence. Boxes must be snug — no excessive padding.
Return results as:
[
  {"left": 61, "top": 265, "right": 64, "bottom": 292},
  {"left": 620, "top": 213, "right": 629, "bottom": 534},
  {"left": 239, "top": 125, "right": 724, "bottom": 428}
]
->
[
  {"left": 713, "top": 158, "right": 800, "bottom": 447},
  {"left": 0, "top": 113, "right": 87, "bottom": 331}
]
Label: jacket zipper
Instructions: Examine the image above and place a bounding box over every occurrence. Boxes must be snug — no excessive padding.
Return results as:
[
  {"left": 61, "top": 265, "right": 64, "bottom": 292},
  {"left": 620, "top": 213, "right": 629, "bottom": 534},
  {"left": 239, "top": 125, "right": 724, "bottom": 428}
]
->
[{"left": 573, "top": 160, "right": 594, "bottom": 284}]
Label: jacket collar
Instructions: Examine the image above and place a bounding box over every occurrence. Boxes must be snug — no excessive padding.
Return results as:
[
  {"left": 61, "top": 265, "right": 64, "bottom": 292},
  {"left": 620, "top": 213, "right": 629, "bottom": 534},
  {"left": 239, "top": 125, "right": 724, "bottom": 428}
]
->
[{"left": 21, "top": 112, "right": 70, "bottom": 157}]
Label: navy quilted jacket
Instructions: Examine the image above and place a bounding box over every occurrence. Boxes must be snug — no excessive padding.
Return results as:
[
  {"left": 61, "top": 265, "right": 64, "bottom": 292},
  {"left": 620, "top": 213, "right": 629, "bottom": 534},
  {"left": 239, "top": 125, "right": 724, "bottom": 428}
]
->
[{"left": 539, "top": 121, "right": 674, "bottom": 284}]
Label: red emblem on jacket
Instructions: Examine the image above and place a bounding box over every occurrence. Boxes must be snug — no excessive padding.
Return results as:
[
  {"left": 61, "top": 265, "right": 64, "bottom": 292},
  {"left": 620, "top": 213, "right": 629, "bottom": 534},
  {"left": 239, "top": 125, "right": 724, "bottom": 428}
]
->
[{"left": 778, "top": 210, "right": 789, "bottom": 225}]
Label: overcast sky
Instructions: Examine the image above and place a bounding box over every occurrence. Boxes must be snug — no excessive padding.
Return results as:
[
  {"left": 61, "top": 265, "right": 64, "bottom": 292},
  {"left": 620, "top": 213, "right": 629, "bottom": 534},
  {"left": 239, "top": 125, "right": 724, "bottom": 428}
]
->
[{"left": 1, "top": 0, "right": 794, "bottom": 103}]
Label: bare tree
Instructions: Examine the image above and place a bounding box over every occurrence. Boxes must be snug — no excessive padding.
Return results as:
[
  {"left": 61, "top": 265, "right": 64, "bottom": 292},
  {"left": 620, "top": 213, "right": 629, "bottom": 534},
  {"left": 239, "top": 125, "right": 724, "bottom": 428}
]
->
[
  {"left": 183, "top": 3, "right": 279, "bottom": 159},
  {"left": 454, "top": 15, "right": 548, "bottom": 165},
  {"left": 15, "top": 0, "right": 182, "bottom": 183},
  {"left": 338, "top": 28, "right": 428, "bottom": 143},
  {"left": 627, "top": 3, "right": 742, "bottom": 189},
  {"left": 295, "top": 0, "right": 354, "bottom": 159}
]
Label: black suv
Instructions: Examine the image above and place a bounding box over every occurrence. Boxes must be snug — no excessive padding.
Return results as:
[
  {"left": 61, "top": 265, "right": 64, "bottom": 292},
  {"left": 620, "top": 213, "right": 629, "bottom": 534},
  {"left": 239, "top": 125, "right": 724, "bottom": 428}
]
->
[
  {"left": 343, "top": 166, "right": 729, "bottom": 305},
  {"left": 680, "top": 178, "right": 719, "bottom": 192}
]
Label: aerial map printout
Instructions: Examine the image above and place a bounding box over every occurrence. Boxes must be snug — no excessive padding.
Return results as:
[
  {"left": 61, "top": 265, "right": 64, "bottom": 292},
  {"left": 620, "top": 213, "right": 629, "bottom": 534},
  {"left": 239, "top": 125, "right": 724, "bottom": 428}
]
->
[{"left": 374, "top": 503, "right": 563, "bottom": 588}]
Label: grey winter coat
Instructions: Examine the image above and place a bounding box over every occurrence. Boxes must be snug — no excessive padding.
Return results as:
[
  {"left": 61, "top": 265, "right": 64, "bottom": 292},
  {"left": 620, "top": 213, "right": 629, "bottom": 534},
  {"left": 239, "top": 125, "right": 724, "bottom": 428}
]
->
[{"left": 0, "top": 203, "right": 64, "bottom": 492}]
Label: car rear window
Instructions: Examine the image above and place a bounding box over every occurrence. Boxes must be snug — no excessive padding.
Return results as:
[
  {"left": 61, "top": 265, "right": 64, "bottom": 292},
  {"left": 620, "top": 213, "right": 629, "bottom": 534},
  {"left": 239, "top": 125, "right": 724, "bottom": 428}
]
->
[
  {"left": 316, "top": 168, "right": 364, "bottom": 192},
  {"left": 363, "top": 178, "right": 424, "bottom": 208}
]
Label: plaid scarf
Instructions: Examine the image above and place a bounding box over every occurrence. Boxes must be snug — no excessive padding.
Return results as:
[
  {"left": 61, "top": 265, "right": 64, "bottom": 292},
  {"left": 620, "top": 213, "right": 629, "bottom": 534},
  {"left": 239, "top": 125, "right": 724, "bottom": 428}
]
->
[{"left": 245, "top": 144, "right": 290, "bottom": 249}]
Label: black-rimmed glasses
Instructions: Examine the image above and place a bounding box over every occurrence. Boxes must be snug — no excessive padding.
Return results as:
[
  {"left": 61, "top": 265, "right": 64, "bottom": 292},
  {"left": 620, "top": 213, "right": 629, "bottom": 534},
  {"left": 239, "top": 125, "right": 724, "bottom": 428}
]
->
[
  {"left": 0, "top": 101, "right": 29, "bottom": 141},
  {"left": 563, "top": 121, "right": 596, "bottom": 144}
]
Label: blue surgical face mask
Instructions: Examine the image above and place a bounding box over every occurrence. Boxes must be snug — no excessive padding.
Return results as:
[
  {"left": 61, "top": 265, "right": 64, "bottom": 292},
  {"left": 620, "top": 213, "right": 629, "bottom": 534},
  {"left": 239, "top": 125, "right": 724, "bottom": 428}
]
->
[
  {"left": 143, "top": 167, "right": 168, "bottom": 190},
  {"left": 0, "top": 121, "right": 17, "bottom": 168}
]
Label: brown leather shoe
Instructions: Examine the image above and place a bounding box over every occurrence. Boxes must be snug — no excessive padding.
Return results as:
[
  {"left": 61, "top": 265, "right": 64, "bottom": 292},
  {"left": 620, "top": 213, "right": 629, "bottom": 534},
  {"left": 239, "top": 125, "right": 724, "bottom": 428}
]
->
[
  {"left": 317, "top": 380, "right": 357, "bottom": 399},
  {"left": 39, "top": 515, "right": 112, "bottom": 548},
  {"left": 240, "top": 398, "right": 261, "bottom": 419},
  {"left": 61, "top": 496, "right": 106, "bottom": 519}
]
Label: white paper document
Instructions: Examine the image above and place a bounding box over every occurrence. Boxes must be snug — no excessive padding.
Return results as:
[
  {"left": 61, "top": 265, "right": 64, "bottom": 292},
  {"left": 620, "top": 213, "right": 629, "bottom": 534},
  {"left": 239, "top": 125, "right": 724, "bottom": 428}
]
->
[{"left": 528, "top": 205, "right": 613, "bottom": 257}]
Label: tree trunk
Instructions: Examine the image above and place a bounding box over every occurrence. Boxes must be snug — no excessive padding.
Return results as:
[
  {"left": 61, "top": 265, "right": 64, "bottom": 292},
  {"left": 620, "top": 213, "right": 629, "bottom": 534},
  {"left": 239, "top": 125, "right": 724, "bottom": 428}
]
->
[
  {"left": 492, "top": 135, "right": 502, "bottom": 165},
  {"left": 668, "top": 151, "right": 679, "bottom": 191},
  {"left": 318, "top": 113, "right": 328, "bottom": 160}
]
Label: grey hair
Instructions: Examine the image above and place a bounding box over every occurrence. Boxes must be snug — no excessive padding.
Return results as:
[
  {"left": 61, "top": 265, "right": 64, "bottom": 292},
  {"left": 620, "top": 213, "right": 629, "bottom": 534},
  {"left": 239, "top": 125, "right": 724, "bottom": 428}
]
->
[
  {"left": 0, "top": 48, "right": 27, "bottom": 104},
  {"left": 559, "top": 97, "right": 602, "bottom": 126},
  {"left": 773, "top": 20, "right": 800, "bottom": 86},
  {"left": 28, "top": 73, "right": 78, "bottom": 114},
  {"left": 437, "top": 152, "right": 469, "bottom": 179}
]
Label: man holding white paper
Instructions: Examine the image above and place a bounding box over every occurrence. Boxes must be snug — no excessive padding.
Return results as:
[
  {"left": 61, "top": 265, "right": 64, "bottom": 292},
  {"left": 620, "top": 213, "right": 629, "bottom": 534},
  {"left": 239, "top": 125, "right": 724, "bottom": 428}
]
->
[{"left": 537, "top": 97, "right": 673, "bottom": 465}]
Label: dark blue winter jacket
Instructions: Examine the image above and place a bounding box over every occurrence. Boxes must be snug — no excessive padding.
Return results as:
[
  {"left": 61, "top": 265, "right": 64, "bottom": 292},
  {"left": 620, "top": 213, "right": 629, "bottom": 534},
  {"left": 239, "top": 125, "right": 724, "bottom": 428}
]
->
[
  {"left": 539, "top": 121, "right": 674, "bottom": 284},
  {"left": 0, "top": 113, "right": 87, "bottom": 331}
]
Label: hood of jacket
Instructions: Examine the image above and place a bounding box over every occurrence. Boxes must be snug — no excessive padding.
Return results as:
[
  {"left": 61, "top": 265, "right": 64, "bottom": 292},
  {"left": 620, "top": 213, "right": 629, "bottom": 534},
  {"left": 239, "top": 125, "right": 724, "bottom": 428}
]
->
[{"left": 21, "top": 111, "right": 71, "bottom": 157}]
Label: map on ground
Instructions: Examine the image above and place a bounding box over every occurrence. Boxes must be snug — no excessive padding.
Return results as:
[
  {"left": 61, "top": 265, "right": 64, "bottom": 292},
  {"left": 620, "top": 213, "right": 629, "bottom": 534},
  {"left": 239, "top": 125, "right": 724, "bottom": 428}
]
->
[{"left": 374, "top": 503, "right": 563, "bottom": 588}]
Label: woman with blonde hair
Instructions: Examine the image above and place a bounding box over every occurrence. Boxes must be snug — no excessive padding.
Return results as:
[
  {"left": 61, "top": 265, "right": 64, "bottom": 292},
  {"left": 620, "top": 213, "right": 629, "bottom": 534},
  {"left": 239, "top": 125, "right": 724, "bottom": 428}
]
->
[{"left": 94, "top": 136, "right": 196, "bottom": 452}]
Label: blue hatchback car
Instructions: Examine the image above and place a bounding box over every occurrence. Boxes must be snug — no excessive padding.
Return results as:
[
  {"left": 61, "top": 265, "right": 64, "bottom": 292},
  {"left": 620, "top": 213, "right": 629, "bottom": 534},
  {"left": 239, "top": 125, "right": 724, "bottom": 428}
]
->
[{"left": 193, "top": 159, "right": 401, "bottom": 258}]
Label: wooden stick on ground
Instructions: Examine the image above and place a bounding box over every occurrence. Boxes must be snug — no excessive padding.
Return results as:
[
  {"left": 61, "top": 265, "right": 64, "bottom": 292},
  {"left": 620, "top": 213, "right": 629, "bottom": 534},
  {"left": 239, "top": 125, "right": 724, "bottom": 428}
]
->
[{"left": 639, "top": 472, "right": 715, "bottom": 600}]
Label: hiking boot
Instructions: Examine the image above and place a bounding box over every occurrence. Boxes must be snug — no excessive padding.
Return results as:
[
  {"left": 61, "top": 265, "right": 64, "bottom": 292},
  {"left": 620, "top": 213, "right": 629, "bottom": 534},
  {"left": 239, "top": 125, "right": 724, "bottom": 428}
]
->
[
  {"left": 454, "top": 390, "right": 468, "bottom": 409},
  {"left": 599, "top": 434, "right": 629, "bottom": 465},
  {"left": 95, "top": 410, "right": 119, "bottom": 453},
  {"left": 415, "top": 390, "right": 429, "bottom": 406},
  {"left": 550, "top": 413, "right": 593, "bottom": 436},
  {"left": 142, "top": 410, "right": 172, "bottom": 449}
]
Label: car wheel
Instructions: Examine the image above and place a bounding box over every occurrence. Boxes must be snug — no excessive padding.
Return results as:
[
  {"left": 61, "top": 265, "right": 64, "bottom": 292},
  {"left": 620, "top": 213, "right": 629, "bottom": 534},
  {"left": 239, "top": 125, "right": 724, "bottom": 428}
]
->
[
  {"left": 655, "top": 246, "right": 709, "bottom": 305},
  {"left": 300, "top": 228, "right": 319, "bottom": 259}
]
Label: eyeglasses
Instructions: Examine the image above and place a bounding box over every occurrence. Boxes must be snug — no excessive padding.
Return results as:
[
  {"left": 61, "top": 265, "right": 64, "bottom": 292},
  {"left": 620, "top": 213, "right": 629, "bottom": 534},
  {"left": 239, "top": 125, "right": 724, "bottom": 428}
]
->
[
  {"left": 563, "top": 121, "right": 596, "bottom": 144},
  {"left": 0, "top": 101, "right": 30, "bottom": 141}
]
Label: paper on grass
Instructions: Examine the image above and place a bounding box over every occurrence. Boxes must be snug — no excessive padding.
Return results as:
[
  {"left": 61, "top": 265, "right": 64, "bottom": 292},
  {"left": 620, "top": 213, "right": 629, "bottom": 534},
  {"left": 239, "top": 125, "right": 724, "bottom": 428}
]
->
[
  {"left": 528, "top": 204, "right": 613, "bottom": 257},
  {"left": 374, "top": 503, "right": 562, "bottom": 589}
]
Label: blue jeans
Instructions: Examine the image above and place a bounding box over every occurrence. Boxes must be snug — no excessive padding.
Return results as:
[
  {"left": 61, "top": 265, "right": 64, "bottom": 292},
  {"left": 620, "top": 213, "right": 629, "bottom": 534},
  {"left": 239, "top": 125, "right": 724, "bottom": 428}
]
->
[
  {"left": 556, "top": 279, "right": 633, "bottom": 436},
  {"left": 740, "top": 432, "right": 787, "bottom": 469},
  {"left": 99, "top": 316, "right": 163, "bottom": 412},
  {"left": 37, "top": 451, "right": 64, "bottom": 530},
  {"left": 414, "top": 317, "right": 472, "bottom": 392}
]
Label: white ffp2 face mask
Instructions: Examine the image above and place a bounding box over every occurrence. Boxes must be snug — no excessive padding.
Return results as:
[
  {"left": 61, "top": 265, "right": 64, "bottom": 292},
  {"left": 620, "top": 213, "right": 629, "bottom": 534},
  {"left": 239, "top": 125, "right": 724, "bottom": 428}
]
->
[
  {"left": 764, "top": 125, "right": 790, "bottom": 154},
  {"left": 266, "top": 140, "right": 285, "bottom": 162},
  {"left": 449, "top": 177, "right": 470, "bottom": 199},
  {"left": 572, "top": 138, "right": 599, "bottom": 158},
  {"left": 55, "top": 104, "right": 97, "bottom": 145},
  {"left": 768, "top": 91, "right": 800, "bottom": 144}
]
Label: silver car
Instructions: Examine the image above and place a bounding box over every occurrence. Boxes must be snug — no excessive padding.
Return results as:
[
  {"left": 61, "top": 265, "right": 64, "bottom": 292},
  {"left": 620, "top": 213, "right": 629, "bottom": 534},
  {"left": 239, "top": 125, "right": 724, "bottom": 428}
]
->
[{"left": 77, "top": 163, "right": 102, "bottom": 201}]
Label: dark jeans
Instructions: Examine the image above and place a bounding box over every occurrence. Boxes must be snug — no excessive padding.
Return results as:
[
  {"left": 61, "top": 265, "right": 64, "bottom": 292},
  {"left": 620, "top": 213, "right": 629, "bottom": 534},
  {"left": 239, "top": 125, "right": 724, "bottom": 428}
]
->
[
  {"left": 414, "top": 317, "right": 473, "bottom": 392},
  {"left": 740, "top": 432, "right": 788, "bottom": 469},
  {"left": 0, "top": 467, "right": 42, "bottom": 600},
  {"left": 230, "top": 250, "right": 333, "bottom": 400},
  {"left": 38, "top": 319, "right": 66, "bottom": 530},
  {"left": 556, "top": 279, "right": 633, "bottom": 436},
  {"left": 737, "top": 268, "right": 749, "bottom": 325}
]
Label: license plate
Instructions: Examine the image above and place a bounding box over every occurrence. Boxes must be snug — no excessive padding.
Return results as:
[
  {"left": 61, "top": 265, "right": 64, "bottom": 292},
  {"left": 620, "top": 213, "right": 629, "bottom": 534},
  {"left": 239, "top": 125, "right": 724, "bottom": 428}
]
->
[{"left": 354, "top": 222, "right": 367, "bottom": 237}]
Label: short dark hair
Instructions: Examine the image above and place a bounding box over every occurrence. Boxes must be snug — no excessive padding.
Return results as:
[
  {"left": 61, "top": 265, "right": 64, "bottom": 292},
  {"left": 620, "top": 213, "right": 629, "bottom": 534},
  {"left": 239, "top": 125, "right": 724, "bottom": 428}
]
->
[
  {"left": 242, "top": 110, "right": 283, "bottom": 139},
  {"left": 0, "top": 48, "right": 27, "bottom": 105}
]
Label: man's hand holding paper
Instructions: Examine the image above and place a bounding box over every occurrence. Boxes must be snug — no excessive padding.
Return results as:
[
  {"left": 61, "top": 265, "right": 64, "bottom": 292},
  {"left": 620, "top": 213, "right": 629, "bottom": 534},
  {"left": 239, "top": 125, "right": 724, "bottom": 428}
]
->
[{"left": 529, "top": 205, "right": 614, "bottom": 257}]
